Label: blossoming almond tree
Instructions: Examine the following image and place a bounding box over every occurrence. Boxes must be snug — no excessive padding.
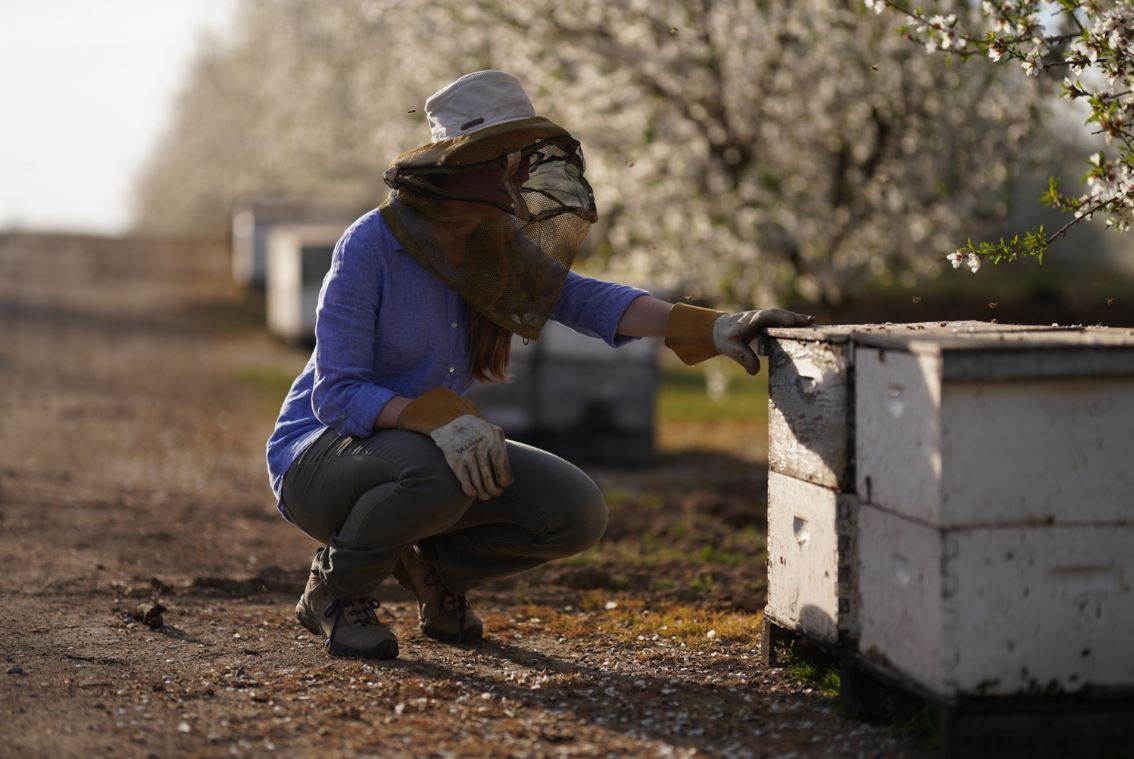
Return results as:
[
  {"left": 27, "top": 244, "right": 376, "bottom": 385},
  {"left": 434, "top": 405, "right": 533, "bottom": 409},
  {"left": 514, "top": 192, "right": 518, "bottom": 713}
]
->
[
  {"left": 867, "top": 0, "right": 1134, "bottom": 271},
  {"left": 442, "top": 0, "right": 1052, "bottom": 306},
  {"left": 135, "top": 0, "right": 1041, "bottom": 307}
]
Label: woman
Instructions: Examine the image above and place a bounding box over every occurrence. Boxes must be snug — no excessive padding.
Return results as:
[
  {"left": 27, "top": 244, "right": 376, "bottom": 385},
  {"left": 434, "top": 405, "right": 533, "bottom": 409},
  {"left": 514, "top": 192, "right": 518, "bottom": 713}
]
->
[{"left": 266, "top": 70, "right": 812, "bottom": 659}]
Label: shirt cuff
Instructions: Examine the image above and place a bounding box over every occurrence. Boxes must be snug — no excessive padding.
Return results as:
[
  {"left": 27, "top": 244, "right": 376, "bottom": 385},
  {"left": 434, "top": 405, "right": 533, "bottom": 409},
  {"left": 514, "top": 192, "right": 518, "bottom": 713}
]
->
[{"left": 340, "top": 384, "right": 398, "bottom": 438}]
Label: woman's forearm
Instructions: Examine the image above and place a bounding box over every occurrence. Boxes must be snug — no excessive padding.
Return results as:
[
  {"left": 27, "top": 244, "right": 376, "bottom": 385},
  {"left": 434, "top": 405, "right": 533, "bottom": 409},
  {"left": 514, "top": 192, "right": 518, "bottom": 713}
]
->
[{"left": 616, "top": 295, "right": 674, "bottom": 337}]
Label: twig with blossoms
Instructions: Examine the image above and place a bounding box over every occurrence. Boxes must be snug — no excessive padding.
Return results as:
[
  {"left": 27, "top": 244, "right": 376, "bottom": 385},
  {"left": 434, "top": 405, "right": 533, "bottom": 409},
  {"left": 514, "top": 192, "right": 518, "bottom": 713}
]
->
[{"left": 867, "top": 0, "right": 1134, "bottom": 270}]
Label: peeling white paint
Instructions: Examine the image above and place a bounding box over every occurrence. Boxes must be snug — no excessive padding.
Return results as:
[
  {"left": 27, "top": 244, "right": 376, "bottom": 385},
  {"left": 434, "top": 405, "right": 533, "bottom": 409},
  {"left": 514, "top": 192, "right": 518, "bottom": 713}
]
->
[
  {"left": 767, "top": 472, "right": 858, "bottom": 644},
  {"left": 767, "top": 322, "right": 1134, "bottom": 699}
]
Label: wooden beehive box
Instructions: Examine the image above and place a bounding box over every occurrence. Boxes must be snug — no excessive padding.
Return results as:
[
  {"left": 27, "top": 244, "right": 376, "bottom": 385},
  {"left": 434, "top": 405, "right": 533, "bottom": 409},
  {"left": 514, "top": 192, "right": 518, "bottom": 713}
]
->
[
  {"left": 851, "top": 326, "right": 1134, "bottom": 698},
  {"left": 763, "top": 322, "right": 1035, "bottom": 645},
  {"left": 265, "top": 223, "right": 345, "bottom": 345},
  {"left": 763, "top": 322, "right": 1134, "bottom": 693},
  {"left": 766, "top": 470, "right": 859, "bottom": 644}
]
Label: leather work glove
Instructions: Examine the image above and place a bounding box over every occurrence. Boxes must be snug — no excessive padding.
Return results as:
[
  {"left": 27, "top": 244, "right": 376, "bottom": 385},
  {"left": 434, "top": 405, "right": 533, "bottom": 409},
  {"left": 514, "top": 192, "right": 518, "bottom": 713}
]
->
[
  {"left": 396, "top": 388, "right": 514, "bottom": 500},
  {"left": 665, "top": 303, "right": 814, "bottom": 375}
]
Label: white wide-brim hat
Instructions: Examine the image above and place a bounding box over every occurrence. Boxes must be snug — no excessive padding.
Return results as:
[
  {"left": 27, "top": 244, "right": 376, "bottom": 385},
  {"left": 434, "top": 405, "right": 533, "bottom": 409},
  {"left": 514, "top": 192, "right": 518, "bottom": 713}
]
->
[
  {"left": 426, "top": 70, "right": 536, "bottom": 141},
  {"left": 391, "top": 70, "right": 573, "bottom": 168}
]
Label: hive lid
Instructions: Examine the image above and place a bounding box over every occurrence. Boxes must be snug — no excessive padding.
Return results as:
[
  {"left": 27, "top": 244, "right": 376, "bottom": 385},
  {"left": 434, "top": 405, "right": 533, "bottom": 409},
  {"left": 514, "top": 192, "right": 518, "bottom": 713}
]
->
[{"left": 764, "top": 321, "right": 1134, "bottom": 380}]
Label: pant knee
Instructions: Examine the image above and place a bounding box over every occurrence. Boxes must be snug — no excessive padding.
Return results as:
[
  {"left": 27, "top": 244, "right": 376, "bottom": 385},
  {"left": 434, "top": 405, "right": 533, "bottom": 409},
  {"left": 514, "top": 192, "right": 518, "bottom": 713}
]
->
[{"left": 551, "top": 484, "right": 608, "bottom": 554}]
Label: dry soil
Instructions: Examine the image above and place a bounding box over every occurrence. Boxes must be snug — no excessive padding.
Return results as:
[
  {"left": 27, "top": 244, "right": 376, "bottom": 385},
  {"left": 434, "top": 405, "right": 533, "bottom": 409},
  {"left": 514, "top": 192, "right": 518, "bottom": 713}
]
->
[{"left": 0, "top": 233, "right": 932, "bottom": 758}]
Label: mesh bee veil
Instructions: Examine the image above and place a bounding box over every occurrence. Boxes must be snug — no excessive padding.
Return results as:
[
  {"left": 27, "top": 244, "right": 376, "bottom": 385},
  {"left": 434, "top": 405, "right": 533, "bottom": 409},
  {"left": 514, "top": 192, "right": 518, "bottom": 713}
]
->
[{"left": 379, "top": 72, "right": 597, "bottom": 340}]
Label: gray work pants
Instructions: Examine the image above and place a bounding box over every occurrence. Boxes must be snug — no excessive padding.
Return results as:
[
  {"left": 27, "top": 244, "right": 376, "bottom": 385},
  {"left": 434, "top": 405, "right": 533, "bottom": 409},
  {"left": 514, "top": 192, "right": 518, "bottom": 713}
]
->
[{"left": 281, "top": 428, "right": 608, "bottom": 600}]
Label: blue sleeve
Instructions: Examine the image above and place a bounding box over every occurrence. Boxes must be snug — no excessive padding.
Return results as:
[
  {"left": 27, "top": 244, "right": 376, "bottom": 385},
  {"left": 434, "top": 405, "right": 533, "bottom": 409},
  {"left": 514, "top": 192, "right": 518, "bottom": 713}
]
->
[
  {"left": 550, "top": 270, "right": 649, "bottom": 347},
  {"left": 310, "top": 224, "right": 398, "bottom": 437}
]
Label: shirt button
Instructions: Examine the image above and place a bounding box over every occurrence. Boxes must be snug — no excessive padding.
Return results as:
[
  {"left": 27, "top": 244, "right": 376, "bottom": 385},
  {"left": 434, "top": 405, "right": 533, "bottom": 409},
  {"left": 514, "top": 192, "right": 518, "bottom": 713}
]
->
[
  {"left": 448, "top": 366, "right": 455, "bottom": 373},
  {"left": 450, "top": 321, "right": 458, "bottom": 329}
]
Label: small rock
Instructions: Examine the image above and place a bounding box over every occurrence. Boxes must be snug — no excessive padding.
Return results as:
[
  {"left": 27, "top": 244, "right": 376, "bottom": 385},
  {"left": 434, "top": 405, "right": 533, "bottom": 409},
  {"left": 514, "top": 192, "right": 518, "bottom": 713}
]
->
[
  {"left": 177, "top": 721, "right": 191, "bottom": 733},
  {"left": 7, "top": 665, "right": 24, "bottom": 675},
  {"left": 131, "top": 603, "right": 166, "bottom": 629}
]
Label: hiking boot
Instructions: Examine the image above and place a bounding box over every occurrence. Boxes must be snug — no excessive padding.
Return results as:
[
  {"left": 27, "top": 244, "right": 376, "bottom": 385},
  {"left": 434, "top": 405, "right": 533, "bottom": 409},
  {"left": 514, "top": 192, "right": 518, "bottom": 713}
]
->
[
  {"left": 392, "top": 544, "right": 483, "bottom": 642},
  {"left": 295, "top": 571, "right": 399, "bottom": 659}
]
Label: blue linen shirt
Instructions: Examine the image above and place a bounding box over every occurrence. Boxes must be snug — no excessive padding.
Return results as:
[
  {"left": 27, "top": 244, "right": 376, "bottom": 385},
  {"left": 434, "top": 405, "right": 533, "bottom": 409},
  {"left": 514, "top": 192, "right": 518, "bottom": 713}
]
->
[{"left": 265, "top": 208, "right": 648, "bottom": 518}]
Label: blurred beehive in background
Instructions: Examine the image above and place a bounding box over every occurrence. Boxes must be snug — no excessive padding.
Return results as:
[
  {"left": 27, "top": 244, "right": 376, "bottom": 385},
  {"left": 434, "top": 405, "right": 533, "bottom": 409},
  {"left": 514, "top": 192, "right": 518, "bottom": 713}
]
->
[
  {"left": 467, "top": 326, "right": 660, "bottom": 467},
  {"left": 230, "top": 199, "right": 354, "bottom": 290},
  {"left": 265, "top": 222, "right": 346, "bottom": 345}
]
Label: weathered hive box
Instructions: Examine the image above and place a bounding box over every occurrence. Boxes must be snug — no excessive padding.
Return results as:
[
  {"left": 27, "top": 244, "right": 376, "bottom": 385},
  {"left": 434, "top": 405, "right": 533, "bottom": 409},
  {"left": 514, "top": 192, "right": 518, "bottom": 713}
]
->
[
  {"left": 467, "top": 322, "right": 660, "bottom": 465},
  {"left": 763, "top": 322, "right": 1033, "bottom": 644},
  {"left": 763, "top": 322, "right": 1134, "bottom": 700},
  {"left": 765, "top": 322, "right": 1057, "bottom": 492},
  {"left": 766, "top": 470, "right": 858, "bottom": 644},
  {"left": 231, "top": 200, "right": 353, "bottom": 289},
  {"left": 265, "top": 223, "right": 344, "bottom": 345},
  {"left": 852, "top": 327, "right": 1134, "bottom": 698}
]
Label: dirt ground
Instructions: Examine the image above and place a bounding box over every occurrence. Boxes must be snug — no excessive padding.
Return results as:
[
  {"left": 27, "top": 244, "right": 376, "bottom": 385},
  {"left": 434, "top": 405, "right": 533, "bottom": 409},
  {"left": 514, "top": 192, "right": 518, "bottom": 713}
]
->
[{"left": 0, "top": 233, "right": 931, "bottom": 758}]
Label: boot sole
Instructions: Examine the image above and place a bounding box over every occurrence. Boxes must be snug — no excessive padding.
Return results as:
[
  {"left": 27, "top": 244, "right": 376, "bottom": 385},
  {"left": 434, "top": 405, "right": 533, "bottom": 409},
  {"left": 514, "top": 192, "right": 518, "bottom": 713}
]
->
[
  {"left": 296, "top": 606, "right": 400, "bottom": 659},
  {"left": 327, "top": 638, "right": 399, "bottom": 660}
]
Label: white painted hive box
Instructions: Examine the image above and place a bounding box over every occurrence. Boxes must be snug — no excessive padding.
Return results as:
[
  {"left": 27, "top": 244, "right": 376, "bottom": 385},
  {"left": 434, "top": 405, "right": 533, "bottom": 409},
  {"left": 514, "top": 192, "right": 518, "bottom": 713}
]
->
[
  {"left": 231, "top": 201, "right": 353, "bottom": 289},
  {"left": 766, "top": 328, "right": 854, "bottom": 491},
  {"left": 766, "top": 471, "right": 858, "bottom": 645},
  {"left": 765, "top": 322, "right": 1063, "bottom": 492},
  {"left": 851, "top": 327, "right": 1134, "bottom": 698},
  {"left": 762, "top": 322, "right": 1039, "bottom": 646},
  {"left": 265, "top": 223, "right": 344, "bottom": 345}
]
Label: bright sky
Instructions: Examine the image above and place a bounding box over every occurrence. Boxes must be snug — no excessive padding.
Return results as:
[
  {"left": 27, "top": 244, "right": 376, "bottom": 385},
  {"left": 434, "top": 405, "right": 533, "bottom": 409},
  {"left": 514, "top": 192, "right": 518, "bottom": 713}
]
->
[{"left": 0, "top": 1, "right": 236, "bottom": 234}]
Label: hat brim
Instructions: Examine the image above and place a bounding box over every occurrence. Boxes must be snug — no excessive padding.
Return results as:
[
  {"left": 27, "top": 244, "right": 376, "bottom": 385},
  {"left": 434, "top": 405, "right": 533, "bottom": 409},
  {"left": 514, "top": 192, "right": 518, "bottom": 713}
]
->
[{"left": 391, "top": 116, "right": 573, "bottom": 168}]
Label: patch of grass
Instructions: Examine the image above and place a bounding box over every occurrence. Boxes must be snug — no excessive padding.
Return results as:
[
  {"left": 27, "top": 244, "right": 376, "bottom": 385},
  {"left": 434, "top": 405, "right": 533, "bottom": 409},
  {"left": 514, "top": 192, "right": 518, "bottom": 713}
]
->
[
  {"left": 842, "top": 683, "right": 942, "bottom": 747},
  {"left": 691, "top": 544, "right": 748, "bottom": 568},
  {"left": 688, "top": 572, "right": 717, "bottom": 593},
  {"left": 655, "top": 359, "right": 770, "bottom": 457},
  {"left": 520, "top": 600, "right": 763, "bottom": 649},
  {"left": 776, "top": 644, "right": 841, "bottom": 700},
  {"left": 775, "top": 644, "right": 942, "bottom": 746},
  {"left": 602, "top": 488, "right": 663, "bottom": 510},
  {"left": 231, "top": 364, "right": 299, "bottom": 413},
  {"left": 592, "top": 519, "right": 764, "bottom": 573},
  {"left": 611, "top": 537, "right": 690, "bottom": 568},
  {"left": 232, "top": 365, "right": 297, "bottom": 399},
  {"left": 657, "top": 362, "right": 769, "bottom": 423}
]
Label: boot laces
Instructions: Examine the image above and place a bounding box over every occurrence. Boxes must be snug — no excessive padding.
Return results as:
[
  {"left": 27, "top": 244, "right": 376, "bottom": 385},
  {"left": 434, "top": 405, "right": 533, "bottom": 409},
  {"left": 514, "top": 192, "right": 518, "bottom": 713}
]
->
[
  {"left": 324, "top": 598, "right": 382, "bottom": 627},
  {"left": 424, "top": 568, "right": 469, "bottom": 616}
]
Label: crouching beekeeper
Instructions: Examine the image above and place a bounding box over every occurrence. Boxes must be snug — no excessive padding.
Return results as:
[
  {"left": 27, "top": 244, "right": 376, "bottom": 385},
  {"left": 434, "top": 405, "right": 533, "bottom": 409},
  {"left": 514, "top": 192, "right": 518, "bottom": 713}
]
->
[{"left": 265, "top": 70, "right": 813, "bottom": 659}]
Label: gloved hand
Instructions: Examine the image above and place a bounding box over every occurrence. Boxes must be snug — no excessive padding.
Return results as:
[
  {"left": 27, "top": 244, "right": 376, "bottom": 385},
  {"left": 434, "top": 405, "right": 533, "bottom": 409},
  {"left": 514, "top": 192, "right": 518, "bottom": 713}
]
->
[
  {"left": 396, "top": 388, "right": 513, "bottom": 500},
  {"left": 665, "top": 303, "right": 814, "bottom": 375}
]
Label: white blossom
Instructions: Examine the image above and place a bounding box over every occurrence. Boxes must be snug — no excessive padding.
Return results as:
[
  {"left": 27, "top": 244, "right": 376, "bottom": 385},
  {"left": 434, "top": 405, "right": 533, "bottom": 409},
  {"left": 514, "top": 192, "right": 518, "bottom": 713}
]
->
[
  {"left": 947, "top": 250, "right": 966, "bottom": 268},
  {"left": 966, "top": 252, "right": 982, "bottom": 273},
  {"left": 133, "top": 0, "right": 1044, "bottom": 302}
]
